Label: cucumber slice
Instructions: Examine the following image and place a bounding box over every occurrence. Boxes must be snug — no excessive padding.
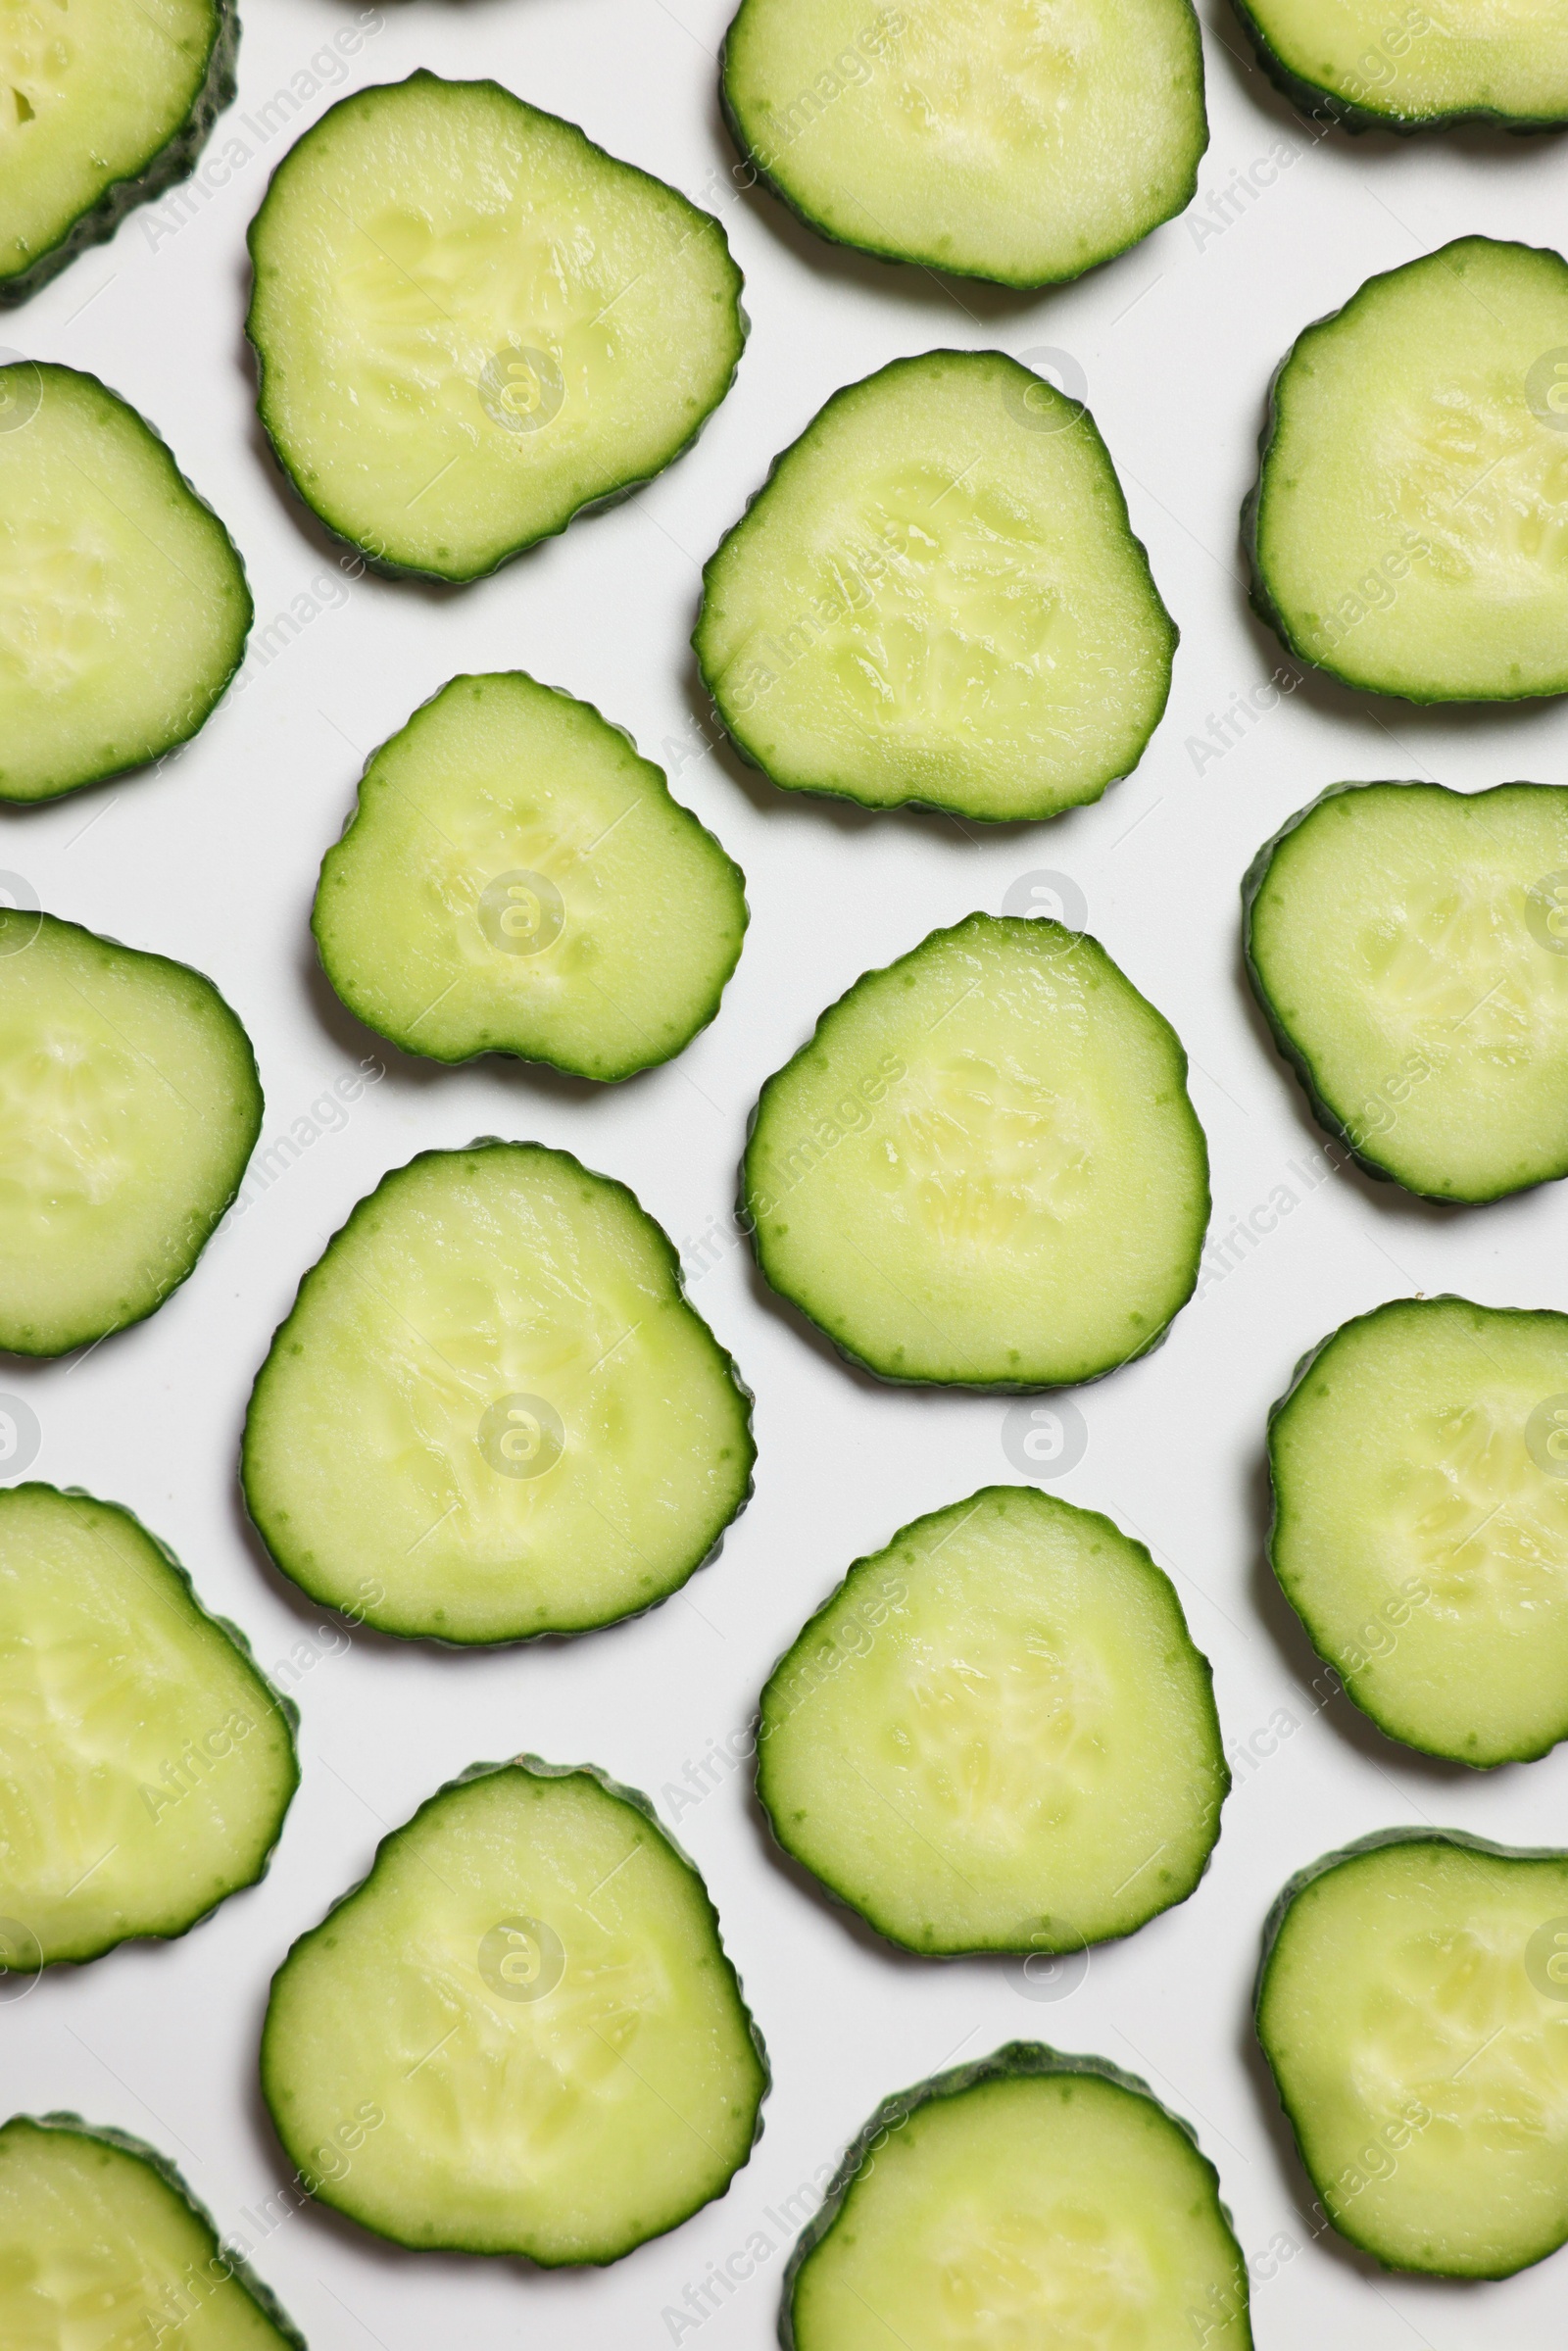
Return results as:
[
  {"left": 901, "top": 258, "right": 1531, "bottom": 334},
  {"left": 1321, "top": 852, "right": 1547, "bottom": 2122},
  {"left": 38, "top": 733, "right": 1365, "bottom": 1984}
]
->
[
  {"left": 0, "top": 1482, "right": 297, "bottom": 1970},
  {"left": 1245, "top": 780, "right": 1568, "bottom": 1201},
  {"left": 242, "top": 1142, "right": 755, "bottom": 1642},
  {"left": 784, "top": 2043, "right": 1251, "bottom": 2350},
  {"left": 1269, "top": 1297, "right": 1568, "bottom": 1766},
  {"left": 261, "top": 1757, "right": 767, "bottom": 2264},
  {"left": 758, "top": 1486, "right": 1227, "bottom": 1954},
  {"left": 0, "top": 907, "right": 263, "bottom": 1355},
  {"left": 1256, "top": 1829, "right": 1568, "bottom": 2278},
  {"left": 1233, "top": 0, "right": 1568, "bottom": 130},
  {"left": 695, "top": 351, "right": 1176, "bottom": 823},
  {"left": 1249, "top": 237, "right": 1568, "bottom": 703},
  {"left": 0, "top": 0, "right": 236, "bottom": 305},
  {"left": 722, "top": 0, "right": 1207, "bottom": 289},
  {"left": 743, "top": 912, "right": 1209, "bottom": 1388},
  {"left": 313, "top": 672, "right": 747, "bottom": 1079},
  {"left": 0, "top": 2114, "right": 304, "bottom": 2346},
  {"left": 0, "top": 363, "right": 252, "bottom": 803},
  {"left": 246, "top": 72, "right": 747, "bottom": 582}
]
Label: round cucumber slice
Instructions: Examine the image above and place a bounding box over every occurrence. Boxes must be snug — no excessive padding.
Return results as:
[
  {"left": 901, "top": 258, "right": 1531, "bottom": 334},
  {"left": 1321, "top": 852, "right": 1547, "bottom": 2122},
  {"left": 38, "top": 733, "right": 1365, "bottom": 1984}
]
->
[
  {"left": 0, "top": 2114, "right": 304, "bottom": 2346},
  {"left": 1269, "top": 1297, "right": 1568, "bottom": 1767},
  {"left": 241, "top": 1141, "right": 755, "bottom": 1643},
  {"left": 1245, "top": 780, "right": 1568, "bottom": 1201},
  {"left": 784, "top": 2043, "right": 1251, "bottom": 2350},
  {"left": 0, "top": 0, "right": 236, "bottom": 306},
  {"left": 246, "top": 72, "right": 747, "bottom": 582},
  {"left": 1233, "top": 0, "right": 1568, "bottom": 130},
  {"left": 261, "top": 1757, "right": 767, "bottom": 2265},
  {"left": 722, "top": 0, "right": 1207, "bottom": 289},
  {"left": 0, "top": 362, "right": 252, "bottom": 803},
  {"left": 695, "top": 351, "right": 1176, "bottom": 823},
  {"left": 313, "top": 672, "right": 748, "bottom": 1079},
  {"left": 0, "top": 907, "right": 263, "bottom": 1356},
  {"left": 0, "top": 1483, "right": 297, "bottom": 1971},
  {"left": 758, "top": 1485, "right": 1227, "bottom": 1955},
  {"left": 743, "top": 912, "right": 1209, "bottom": 1388},
  {"left": 1249, "top": 236, "right": 1568, "bottom": 703},
  {"left": 1257, "top": 1830, "right": 1568, "bottom": 2278}
]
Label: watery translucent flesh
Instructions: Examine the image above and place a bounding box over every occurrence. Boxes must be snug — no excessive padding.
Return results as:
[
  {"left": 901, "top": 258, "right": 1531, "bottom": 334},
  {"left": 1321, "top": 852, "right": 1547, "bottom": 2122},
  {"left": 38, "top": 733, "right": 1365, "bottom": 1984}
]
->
[
  {"left": 0, "top": 0, "right": 218, "bottom": 281},
  {"left": 242, "top": 1145, "right": 753, "bottom": 1641},
  {"left": 314, "top": 673, "right": 746, "bottom": 1078},
  {"left": 1255, "top": 240, "right": 1568, "bottom": 700},
  {"left": 1273, "top": 1299, "right": 1568, "bottom": 1763},
  {"left": 248, "top": 74, "right": 745, "bottom": 576},
  {"left": 0, "top": 2121, "right": 295, "bottom": 2348},
  {"left": 1260, "top": 1840, "right": 1568, "bottom": 2275},
  {"left": 0, "top": 1485, "right": 294, "bottom": 1961},
  {"left": 725, "top": 0, "right": 1206, "bottom": 284},
  {"left": 745, "top": 915, "right": 1208, "bottom": 1385},
  {"left": 792, "top": 2072, "right": 1247, "bottom": 2351},
  {"left": 0, "top": 367, "right": 249, "bottom": 802},
  {"left": 760, "top": 1488, "right": 1225, "bottom": 1950},
  {"left": 1245, "top": 0, "right": 1568, "bottom": 120},
  {"left": 263, "top": 1768, "right": 765, "bottom": 2261},
  {"left": 0, "top": 912, "right": 261, "bottom": 1354},
  {"left": 1249, "top": 783, "right": 1568, "bottom": 1199},
  {"left": 698, "top": 353, "right": 1174, "bottom": 820}
]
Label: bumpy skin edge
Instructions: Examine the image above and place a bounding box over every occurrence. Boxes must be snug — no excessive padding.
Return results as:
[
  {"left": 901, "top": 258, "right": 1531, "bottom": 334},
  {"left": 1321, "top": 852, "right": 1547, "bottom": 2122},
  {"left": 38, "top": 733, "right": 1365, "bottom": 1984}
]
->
[
  {"left": 244, "top": 71, "right": 749, "bottom": 586},
  {"left": 1228, "top": 0, "right": 1568, "bottom": 132},
  {"left": 240, "top": 1137, "right": 757, "bottom": 1643},
  {"left": 0, "top": 1482, "right": 300, "bottom": 1972},
  {"left": 1242, "top": 777, "right": 1568, "bottom": 1202},
  {"left": 311, "top": 671, "right": 750, "bottom": 1079},
  {"left": 0, "top": 1, "right": 239, "bottom": 307},
  {"left": 719, "top": 2, "right": 1209, "bottom": 290},
  {"left": 779, "top": 2040, "right": 1252, "bottom": 2349},
  {"left": 0, "top": 2112, "right": 308, "bottom": 2347},
  {"left": 1253, "top": 1826, "right": 1568, "bottom": 2278},
  {"left": 740, "top": 912, "right": 1211, "bottom": 1390},
  {"left": 0, "top": 906, "right": 264, "bottom": 1354},
  {"left": 1243, "top": 237, "right": 1568, "bottom": 704},
  {"left": 756, "top": 1483, "right": 1229, "bottom": 1954},
  {"left": 1266, "top": 1297, "right": 1568, "bottom": 1767},
  {"left": 260, "top": 1754, "right": 770, "bottom": 2264},
  {"left": 693, "top": 350, "right": 1178, "bottom": 822},
  {"left": 0, "top": 364, "right": 254, "bottom": 805}
]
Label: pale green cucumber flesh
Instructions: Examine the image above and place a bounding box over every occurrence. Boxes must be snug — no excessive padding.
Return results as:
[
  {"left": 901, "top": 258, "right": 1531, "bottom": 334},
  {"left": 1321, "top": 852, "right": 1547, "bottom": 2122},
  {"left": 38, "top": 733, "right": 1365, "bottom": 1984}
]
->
[
  {"left": 0, "top": 0, "right": 235, "bottom": 304},
  {"left": 261, "top": 1759, "right": 767, "bottom": 2264},
  {"left": 723, "top": 0, "right": 1207, "bottom": 288},
  {"left": 1233, "top": 0, "right": 1568, "bottom": 128},
  {"left": 1270, "top": 1297, "right": 1568, "bottom": 1765},
  {"left": 313, "top": 672, "right": 747, "bottom": 1079},
  {"left": 0, "top": 908, "right": 263, "bottom": 1355},
  {"left": 758, "top": 1486, "right": 1226, "bottom": 1953},
  {"left": 0, "top": 1484, "right": 296, "bottom": 1968},
  {"left": 1257, "top": 1831, "right": 1568, "bottom": 2278},
  {"left": 1245, "top": 780, "right": 1568, "bottom": 1200},
  {"left": 743, "top": 912, "right": 1209, "bottom": 1388},
  {"left": 246, "top": 73, "right": 747, "bottom": 582},
  {"left": 241, "top": 1142, "right": 755, "bottom": 1642},
  {"left": 0, "top": 365, "right": 251, "bottom": 802},
  {"left": 1250, "top": 237, "right": 1568, "bottom": 702},
  {"left": 0, "top": 2115, "right": 304, "bottom": 2347},
  {"left": 785, "top": 2045, "right": 1251, "bottom": 2350},
  {"left": 696, "top": 351, "right": 1176, "bottom": 822}
]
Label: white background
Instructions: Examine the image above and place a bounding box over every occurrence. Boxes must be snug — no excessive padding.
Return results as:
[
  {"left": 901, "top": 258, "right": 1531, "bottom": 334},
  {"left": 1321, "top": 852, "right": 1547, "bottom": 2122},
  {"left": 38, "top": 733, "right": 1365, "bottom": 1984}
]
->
[{"left": 4, "top": 2, "right": 1568, "bottom": 2345}]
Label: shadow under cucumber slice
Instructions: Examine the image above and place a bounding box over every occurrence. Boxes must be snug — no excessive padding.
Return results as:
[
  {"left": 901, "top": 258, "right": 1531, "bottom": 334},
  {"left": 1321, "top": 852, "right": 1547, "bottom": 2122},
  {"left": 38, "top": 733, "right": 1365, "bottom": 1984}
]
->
[
  {"left": 313, "top": 672, "right": 747, "bottom": 1080},
  {"left": 758, "top": 1485, "right": 1227, "bottom": 1954},
  {"left": 241, "top": 1141, "right": 755, "bottom": 1642}
]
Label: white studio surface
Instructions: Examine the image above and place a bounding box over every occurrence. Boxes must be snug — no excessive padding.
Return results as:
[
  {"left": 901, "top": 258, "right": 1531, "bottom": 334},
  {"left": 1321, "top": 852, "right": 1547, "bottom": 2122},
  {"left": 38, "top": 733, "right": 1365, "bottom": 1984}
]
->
[{"left": 2, "top": 3, "right": 1567, "bottom": 2347}]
